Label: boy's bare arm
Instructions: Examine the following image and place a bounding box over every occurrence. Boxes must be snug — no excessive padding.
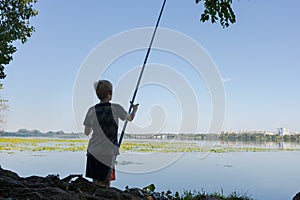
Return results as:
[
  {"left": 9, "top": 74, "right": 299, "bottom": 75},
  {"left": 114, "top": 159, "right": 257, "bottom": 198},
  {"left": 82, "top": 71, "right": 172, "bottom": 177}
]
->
[{"left": 84, "top": 126, "right": 92, "bottom": 136}]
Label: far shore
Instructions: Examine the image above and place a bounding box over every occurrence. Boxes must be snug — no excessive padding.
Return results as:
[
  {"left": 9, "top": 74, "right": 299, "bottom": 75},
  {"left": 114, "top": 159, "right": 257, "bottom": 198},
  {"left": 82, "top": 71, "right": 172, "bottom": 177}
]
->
[{"left": 1, "top": 137, "right": 300, "bottom": 153}]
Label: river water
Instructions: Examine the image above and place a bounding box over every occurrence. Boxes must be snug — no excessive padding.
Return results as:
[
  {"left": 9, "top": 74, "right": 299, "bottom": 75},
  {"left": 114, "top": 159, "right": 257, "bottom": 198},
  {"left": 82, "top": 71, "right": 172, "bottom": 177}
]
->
[{"left": 0, "top": 150, "right": 299, "bottom": 200}]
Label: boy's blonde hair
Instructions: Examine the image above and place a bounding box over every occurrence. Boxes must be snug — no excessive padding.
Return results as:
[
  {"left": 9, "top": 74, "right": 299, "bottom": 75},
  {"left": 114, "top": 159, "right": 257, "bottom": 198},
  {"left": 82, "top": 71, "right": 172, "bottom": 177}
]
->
[{"left": 94, "top": 80, "right": 113, "bottom": 100}]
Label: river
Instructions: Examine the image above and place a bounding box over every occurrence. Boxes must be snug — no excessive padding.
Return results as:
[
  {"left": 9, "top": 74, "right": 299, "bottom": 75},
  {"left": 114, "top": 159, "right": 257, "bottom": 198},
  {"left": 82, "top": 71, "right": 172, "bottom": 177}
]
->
[{"left": 0, "top": 149, "right": 299, "bottom": 199}]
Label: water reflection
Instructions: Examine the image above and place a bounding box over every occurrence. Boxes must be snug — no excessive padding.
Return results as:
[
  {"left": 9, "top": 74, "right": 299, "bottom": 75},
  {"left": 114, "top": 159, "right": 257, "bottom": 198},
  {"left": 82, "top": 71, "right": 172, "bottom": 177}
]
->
[
  {"left": 279, "top": 141, "right": 284, "bottom": 149},
  {"left": 217, "top": 140, "right": 300, "bottom": 149}
]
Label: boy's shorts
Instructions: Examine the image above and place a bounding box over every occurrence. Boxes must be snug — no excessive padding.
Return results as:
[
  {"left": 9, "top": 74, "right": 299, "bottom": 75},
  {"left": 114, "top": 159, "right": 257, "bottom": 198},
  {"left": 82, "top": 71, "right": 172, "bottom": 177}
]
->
[{"left": 86, "top": 152, "right": 114, "bottom": 181}]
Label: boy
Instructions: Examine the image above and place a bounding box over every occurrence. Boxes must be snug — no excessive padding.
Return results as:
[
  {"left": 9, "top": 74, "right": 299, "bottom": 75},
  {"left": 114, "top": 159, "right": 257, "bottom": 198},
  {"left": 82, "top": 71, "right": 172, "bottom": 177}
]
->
[{"left": 83, "top": 80, "right": 138, "bottom": 187}]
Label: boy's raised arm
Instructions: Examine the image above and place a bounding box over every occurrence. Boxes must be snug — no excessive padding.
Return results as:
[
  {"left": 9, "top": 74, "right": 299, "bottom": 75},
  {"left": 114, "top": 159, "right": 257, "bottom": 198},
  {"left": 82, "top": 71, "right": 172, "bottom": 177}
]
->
[{"left": 126, "top": 103, "right": 139, "bottom": 122}]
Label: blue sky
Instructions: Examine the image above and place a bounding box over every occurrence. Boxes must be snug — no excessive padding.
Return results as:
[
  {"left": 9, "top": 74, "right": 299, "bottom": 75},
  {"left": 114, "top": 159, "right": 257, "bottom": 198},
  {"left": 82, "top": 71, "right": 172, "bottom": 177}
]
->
[{"left": 1, "top": 0, "right": 300, "bottom": 133}]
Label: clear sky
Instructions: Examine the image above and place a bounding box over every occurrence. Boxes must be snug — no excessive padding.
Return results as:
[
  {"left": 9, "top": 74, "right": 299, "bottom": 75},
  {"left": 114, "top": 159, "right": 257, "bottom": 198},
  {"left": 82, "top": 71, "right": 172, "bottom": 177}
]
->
[{"left": 1, "top": 0, "right": 300, "bottom": 133}]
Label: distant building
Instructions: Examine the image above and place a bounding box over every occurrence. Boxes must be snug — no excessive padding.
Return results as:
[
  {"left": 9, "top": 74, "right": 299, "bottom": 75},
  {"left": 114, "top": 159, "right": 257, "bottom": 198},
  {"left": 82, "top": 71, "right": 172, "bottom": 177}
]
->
[
  {"left": 264, "top": 131, "right": 276, "bottom": 135},
  {"left": 277, "top": 127, "right": 290, "bottom": 136}
]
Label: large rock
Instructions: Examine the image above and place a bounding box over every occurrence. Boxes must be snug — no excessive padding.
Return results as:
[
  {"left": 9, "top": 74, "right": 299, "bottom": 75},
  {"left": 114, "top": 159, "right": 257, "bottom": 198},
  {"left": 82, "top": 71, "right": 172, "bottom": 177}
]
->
[
  {"left": 0, "top": 166, "right": 232, "bottom": 200},
  {"left": 0, "top": 166, "right": 148, "bottom": 200},
  {"left": 293, "top": 192, "right": 300, "bottom": 200}
]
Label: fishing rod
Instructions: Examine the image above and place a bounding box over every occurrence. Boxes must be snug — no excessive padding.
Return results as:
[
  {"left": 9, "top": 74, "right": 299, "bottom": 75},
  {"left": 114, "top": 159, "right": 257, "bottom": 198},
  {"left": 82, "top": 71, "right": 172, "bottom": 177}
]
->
[{"left": 118, "top": 0, "right": 167, "bottom": 147}]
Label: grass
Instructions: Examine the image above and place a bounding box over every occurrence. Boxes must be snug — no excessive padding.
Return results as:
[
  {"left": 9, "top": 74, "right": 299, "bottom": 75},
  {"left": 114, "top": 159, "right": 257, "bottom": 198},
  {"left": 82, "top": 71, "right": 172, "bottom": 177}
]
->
[
  {"left": 178, "top": 190, "right": 253, "bottom": 200},
  {"left": 0, "top": 137, "right": 299, "bottom": 153},
  {"left": 140, "top": 184, "right": 253, "bottom": 200},
  {"left": 0, "top": 137, "right": 88, "bottom": 152}
]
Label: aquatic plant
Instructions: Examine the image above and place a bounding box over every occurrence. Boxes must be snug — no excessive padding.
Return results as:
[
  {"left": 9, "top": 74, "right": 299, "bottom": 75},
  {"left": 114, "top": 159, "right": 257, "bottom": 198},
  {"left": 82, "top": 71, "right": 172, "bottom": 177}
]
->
[{"left": 0, "top": 137, "right": 299, "bottom": 153}]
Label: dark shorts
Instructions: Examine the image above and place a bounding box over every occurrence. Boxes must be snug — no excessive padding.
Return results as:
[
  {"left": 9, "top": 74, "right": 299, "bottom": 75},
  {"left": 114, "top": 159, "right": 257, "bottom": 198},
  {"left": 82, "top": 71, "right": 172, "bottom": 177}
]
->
[{"left": 86, "top": 152, "right": 115, "bottom": 181}]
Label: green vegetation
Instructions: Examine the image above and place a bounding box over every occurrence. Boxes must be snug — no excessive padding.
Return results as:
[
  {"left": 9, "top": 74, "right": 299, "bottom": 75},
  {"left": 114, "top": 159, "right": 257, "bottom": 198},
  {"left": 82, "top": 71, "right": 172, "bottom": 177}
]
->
[
  {"left": 3, "top": 130, "right": 300, "bottom": 143},
  {"left": 126, "top": 132, "right": 300, "bottom": 143},
  {"left": 0, "top": 84, "right": 8, "bottom": 126},
  {"left": 0, "top": 137, "right": 88, "bottom": 152},
  {"left": 219, "top": 132, "right": 300, "bottom": 143},
  {"left": 196, "top": 0, "right": 236, "bottom": 28},
  {"left": 178, "top": 190, "right": 252, "bottom": 200},
  {"left": 0, "top": 0, "right": 38, "bottom": 79},
  {"left": 0, "top": 129, "right": 80, "bottom": 138},
  {"left": 140, "top": 183, "right": 252, "bottom": 200},
  {"left": 0, "top": 137, "right": 299, "bottom": 153}
]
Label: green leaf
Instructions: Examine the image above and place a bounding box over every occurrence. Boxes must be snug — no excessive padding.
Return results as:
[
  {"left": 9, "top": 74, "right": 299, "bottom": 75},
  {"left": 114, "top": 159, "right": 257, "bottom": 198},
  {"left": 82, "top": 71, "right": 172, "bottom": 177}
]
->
[
  {"left": 143, "top": 183, "right": 156, "bottom": 192},
  {"left": 197, "top": 0, "right": 236, "bottom": 28},
  {"left": 0, "top": 0, "right": 38, "bottom": 79}
]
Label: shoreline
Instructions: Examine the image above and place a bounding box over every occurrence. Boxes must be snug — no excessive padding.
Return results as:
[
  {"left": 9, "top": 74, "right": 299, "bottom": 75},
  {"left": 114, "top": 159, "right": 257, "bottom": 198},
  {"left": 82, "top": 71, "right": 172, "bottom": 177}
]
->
[
  {"left": 0, "top": 166, "right": 254, "bottom": 200},
  {"left": 1, "top": 165, "right": 299, "bottom": 200}
]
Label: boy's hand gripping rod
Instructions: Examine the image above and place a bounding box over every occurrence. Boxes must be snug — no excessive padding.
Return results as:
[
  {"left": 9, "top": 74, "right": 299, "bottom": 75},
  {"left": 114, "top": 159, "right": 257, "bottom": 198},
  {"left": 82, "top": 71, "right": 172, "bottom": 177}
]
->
[{"left": 118, "top": 0, "right": 167, "bottom": 147}]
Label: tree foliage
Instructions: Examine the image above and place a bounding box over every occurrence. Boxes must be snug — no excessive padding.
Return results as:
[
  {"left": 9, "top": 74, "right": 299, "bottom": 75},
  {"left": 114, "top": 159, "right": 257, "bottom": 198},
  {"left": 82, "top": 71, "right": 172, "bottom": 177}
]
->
[
  {"left": 0, "top": 0, "right": 38, "bottom": 79},
  {"left": 0, "top": 83, "right": 8, "bottom": 127},
  {"left": 196, "top": 0, "right": 236, "bottom": 28}
]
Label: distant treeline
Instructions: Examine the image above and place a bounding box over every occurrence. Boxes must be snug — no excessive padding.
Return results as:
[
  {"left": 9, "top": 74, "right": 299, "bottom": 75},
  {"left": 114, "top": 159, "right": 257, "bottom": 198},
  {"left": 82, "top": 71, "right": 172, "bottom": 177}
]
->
[
  {"left": 125, "top": 132, "right": 300, "bottom": 143},
  {"left": 0, "top": 129, "right": 81, "bottom": 138},
  {"left": 219, "top": 132, "right": 300, "bottom": 143},
  {"left": 2, "top": 130, "right": 300, "bottom": 143}
]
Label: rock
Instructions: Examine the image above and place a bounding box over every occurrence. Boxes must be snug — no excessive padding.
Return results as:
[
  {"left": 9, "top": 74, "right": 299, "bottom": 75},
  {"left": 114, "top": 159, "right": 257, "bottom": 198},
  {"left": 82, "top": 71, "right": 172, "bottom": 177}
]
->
[
  {"left": 0, "top": 175, "right": 25, "bottom": 188},
  {"left": 0, "top": 166, "right": 149, "bottom": 200},
  {"left": 199, "top": 197, "right": 221, "bottom": 200},
  {"left": 37, "top": 187, "right": 75, "bottom": 200},
  {"left": 293, "top": 192, "right": 300, "bottom": 200},
  {"left": 94, "top": 188, "right": 120, "bottom": 199},
  {"left": 0, "top": 166, "right": 20, "bottom": 180},
  {"left": 0, "top": 166, "right": 229, "bottom": 200}
]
